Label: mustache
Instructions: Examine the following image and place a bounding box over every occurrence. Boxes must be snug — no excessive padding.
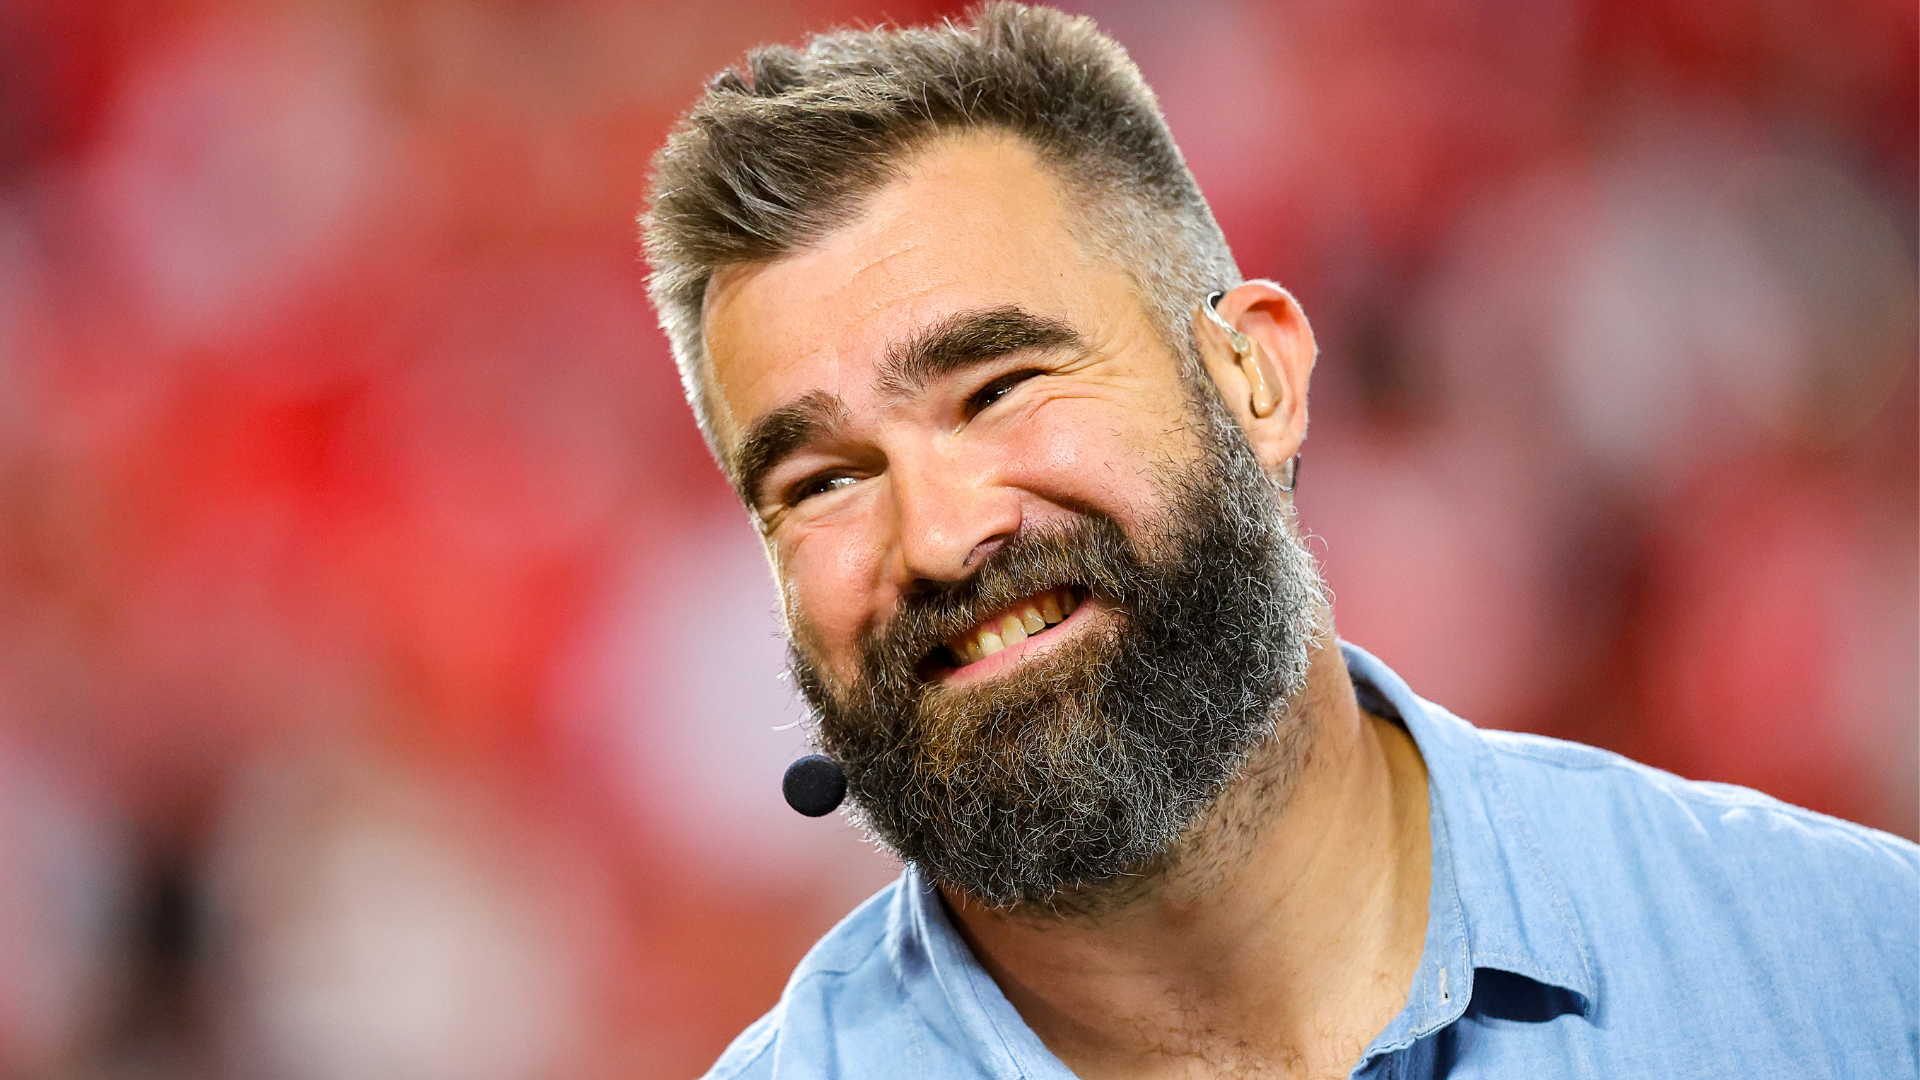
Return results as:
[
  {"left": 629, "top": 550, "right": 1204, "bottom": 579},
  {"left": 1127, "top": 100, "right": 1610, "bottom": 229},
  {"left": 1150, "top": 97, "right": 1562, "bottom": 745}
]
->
[{"left": 853, "top": 515, "right": 1139, "bottom": 685}]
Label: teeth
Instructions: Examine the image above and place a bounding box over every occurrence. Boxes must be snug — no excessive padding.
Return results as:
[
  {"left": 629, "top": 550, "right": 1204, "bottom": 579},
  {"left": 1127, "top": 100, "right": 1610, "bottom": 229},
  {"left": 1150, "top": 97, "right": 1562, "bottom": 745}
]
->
[
  {"left": 943, "top": 588, "right": 1082, "bottom": 667},
  {"left": 977, "top": 629, "right": 1005, "bottom": 657},
  {"left": 1039, "top": 593, "right": 1063, "bottom": 624}
]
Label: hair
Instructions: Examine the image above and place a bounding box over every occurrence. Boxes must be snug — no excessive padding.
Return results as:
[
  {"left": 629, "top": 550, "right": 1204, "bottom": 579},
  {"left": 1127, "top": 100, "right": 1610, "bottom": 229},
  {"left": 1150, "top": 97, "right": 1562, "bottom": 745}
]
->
[{"left": 641, "top": 1, "right": 1241, "bottom": 464}]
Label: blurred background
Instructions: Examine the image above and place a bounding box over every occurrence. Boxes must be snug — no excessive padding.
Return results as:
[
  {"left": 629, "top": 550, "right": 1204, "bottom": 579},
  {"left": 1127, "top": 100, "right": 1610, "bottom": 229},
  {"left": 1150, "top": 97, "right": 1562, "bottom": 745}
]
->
[{"left": 0, "top": 0, "right": 1911, "bottom": 1076}]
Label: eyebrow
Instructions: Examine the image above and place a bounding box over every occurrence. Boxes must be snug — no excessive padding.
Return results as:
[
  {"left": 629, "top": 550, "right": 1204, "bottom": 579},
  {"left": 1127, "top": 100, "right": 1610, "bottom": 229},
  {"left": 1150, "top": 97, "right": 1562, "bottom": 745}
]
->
[
  {"left": 732, "top": 307, "right": 1080, "bottom": 509},
  {"left": 875, "top": 306, "right": 1080, "bottom": 399},
  {"left": 733, "top": 390, "right": 850, "bottom": 508}
]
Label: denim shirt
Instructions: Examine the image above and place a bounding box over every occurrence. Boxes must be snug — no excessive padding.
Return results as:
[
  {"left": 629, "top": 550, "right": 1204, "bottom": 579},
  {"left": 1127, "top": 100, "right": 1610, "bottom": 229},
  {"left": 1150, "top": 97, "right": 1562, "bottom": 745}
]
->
[{"left": 705, "top": 643, "right": 1919, "bottom": 1079}]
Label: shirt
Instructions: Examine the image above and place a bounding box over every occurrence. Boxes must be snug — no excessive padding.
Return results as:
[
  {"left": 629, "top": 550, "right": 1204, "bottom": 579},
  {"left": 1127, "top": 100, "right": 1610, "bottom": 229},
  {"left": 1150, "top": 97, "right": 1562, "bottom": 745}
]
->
[{"left": 704, "top": 643, "right": 1920, "bottom": 1079}]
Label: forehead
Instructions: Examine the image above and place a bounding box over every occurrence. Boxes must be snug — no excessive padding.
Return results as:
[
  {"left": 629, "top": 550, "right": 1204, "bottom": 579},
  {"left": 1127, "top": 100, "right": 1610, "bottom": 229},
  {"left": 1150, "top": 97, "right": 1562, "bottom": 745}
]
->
[{"left": 701, "top": 133, "right": 1121, "bottom": 446}]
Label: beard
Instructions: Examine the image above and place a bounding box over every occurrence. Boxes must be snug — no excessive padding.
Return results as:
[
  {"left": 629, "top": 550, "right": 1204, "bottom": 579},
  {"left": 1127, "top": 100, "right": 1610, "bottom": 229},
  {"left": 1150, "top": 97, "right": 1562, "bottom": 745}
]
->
[{"left": 786, "top": 388, "right": 1328, "bottom": 912}]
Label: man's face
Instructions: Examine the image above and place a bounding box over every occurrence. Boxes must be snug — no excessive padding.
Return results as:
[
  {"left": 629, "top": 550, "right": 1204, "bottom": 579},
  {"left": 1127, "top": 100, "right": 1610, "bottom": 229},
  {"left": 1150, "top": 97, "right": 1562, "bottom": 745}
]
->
[
  {"left": 703, "top": 134, "right": 1323, "bottom": 907},
  {"left": 706, "top": 134, "right": 1206, "bottom": 685}
]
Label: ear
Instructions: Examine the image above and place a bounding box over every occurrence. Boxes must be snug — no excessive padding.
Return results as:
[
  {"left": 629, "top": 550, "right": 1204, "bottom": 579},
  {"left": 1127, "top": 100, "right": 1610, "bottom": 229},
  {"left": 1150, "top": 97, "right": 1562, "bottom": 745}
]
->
[{"left": 1192, "top": 280, "right": 1315, "bottom": 483}]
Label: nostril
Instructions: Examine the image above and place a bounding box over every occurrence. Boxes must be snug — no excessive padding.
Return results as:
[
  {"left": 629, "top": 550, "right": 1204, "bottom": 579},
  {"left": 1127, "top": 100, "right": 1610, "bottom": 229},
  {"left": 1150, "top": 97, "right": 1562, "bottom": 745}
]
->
[{"left": 962, "top": 532, "right": 1013, "bottom": 572}]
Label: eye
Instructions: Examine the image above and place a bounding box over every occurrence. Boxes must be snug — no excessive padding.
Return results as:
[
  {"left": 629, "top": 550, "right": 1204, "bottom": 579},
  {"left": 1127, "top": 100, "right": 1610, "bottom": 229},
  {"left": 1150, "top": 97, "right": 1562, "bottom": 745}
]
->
[
  {"left": 785, "top": 471, "right": 859, "bottom": 506},
  {"left": 967, "top": 369, "right": 1043, "bottom": 415}
]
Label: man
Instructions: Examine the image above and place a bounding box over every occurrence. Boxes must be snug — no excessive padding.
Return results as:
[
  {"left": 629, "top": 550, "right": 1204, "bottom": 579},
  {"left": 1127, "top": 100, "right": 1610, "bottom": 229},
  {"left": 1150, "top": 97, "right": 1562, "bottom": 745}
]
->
[{"left": 641, "top": 5, "right": 1918, "bottom": 1077}]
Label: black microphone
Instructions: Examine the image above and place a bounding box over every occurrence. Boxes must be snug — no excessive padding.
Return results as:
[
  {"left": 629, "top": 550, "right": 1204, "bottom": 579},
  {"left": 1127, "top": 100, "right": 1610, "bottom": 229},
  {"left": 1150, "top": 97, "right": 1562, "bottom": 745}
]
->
[{"left": 783, "top": 754, "right": 847, "bottom": 817}]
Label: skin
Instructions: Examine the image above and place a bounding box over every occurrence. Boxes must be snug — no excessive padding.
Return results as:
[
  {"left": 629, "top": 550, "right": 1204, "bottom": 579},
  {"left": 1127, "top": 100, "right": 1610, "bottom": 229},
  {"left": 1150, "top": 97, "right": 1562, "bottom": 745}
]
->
[{"left": 703, "top": 132, "right": 1431, "bottom": 1080}]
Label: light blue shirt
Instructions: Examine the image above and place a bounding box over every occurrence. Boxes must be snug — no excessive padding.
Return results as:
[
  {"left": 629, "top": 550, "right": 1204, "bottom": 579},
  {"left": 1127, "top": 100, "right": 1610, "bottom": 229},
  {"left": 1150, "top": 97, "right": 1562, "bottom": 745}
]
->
[{"left": 706, "top": 643, "right": 1919, "bottom": 1078}]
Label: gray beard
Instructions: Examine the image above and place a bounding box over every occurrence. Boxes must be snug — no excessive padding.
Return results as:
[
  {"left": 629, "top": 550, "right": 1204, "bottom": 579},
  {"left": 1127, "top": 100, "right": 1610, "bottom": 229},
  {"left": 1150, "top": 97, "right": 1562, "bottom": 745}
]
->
[{"left": 787, "top": 388, "right": 1328, "bottom": 913}]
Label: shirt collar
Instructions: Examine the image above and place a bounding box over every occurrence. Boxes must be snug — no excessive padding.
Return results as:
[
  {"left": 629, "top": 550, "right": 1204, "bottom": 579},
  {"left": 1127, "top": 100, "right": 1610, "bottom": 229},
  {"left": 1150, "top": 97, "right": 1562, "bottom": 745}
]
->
[
  {"left": 1340, "top": 641, "right": 1597, "bottom": 1060},
  {"left": 897, "top": 865, "right": 1073, "bottom": 1078}
]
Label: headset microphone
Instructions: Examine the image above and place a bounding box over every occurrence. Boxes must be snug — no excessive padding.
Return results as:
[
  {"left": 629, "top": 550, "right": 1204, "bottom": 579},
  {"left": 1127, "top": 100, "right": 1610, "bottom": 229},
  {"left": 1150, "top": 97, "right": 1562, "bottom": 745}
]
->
[{"left": 783, "top": 754, "right": 847, "bottom": 817}]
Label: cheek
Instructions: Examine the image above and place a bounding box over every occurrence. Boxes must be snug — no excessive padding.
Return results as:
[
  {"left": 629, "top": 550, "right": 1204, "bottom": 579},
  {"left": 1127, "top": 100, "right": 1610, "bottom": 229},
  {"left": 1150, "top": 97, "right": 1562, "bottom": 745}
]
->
[
  {"left": 1005, "top": 404, "right": 1182, "bottom": 521},
  {"left": 779, "top": 524, "right": 888, "bottom": 672}
]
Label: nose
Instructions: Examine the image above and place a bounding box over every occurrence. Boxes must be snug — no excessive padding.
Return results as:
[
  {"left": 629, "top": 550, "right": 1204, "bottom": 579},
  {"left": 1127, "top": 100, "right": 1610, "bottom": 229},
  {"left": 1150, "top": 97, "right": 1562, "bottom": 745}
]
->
[{"left": 885, "top": 446, "right": 1020, "bottom": 592}]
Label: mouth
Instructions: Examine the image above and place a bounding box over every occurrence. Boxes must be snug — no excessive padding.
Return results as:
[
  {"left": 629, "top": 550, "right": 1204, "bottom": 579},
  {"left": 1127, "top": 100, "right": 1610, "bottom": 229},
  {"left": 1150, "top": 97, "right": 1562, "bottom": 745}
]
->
[{"left": 933, "top": 585, "right": 1088, "bottom": 673}]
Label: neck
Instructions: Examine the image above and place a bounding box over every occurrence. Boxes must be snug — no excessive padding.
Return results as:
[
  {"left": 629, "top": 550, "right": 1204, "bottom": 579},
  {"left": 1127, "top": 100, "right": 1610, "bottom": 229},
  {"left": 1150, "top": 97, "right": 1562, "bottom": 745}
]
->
[{"left": 940, "top": 635, "right": 1431, "bottom": 1079}]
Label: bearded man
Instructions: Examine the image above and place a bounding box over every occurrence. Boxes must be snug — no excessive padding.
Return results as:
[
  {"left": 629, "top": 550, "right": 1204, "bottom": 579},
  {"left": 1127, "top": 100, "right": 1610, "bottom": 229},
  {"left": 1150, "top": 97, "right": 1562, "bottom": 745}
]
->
[{"left": 640, "top": 6, "right": 1917, "bottom": 1078}]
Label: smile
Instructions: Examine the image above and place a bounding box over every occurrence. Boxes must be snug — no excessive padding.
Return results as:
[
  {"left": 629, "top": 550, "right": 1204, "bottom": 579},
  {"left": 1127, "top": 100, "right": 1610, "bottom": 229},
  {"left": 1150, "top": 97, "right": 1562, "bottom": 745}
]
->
[{"left": 942, "top": 586, "right": 1085, "bottom": 668}]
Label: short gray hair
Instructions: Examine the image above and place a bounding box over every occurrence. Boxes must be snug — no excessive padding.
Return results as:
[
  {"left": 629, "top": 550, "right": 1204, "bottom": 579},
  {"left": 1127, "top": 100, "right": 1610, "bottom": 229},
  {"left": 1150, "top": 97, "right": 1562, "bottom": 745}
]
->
[{"left": 641, "top": 2, "right": 1242, "bottom": 465}]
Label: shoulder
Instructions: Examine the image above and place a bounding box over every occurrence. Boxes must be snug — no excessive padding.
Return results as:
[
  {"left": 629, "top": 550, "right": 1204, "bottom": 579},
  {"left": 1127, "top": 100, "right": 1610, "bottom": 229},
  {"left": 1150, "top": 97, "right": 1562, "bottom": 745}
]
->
[
  {"left": 699, "top": 878, "right": 908, "bottom": 1080},
  {"left": 1475, "top": 725, "right": 1919, "bottom": 967},
  {"left": 1482, "top": 726, "right": 1917, "bottom": 880},
  {"left": 1467, "top": 724, "right": 1919, "bottom": 1061}
]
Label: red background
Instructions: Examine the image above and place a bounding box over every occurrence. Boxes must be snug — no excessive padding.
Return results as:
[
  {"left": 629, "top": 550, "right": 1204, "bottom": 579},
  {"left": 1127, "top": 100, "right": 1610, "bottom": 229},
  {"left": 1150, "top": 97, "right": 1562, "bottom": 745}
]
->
[{"left": 0, "top": 0, "right": 1911, "bottom": 1077}]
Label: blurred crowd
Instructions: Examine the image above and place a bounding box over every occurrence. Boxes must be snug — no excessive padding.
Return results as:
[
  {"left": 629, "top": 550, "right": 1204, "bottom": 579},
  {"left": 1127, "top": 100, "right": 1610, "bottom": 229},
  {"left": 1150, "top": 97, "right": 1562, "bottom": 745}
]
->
[{"left": 0, "top": 0, "right": 1911, "bottom": 1076}]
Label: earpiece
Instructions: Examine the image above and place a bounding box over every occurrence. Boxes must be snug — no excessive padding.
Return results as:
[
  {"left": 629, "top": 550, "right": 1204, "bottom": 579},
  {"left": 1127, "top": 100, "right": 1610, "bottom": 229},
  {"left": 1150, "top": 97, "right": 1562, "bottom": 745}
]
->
[{"left": 1203, "top": 291, "right": 1281, "bottom": 419}]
